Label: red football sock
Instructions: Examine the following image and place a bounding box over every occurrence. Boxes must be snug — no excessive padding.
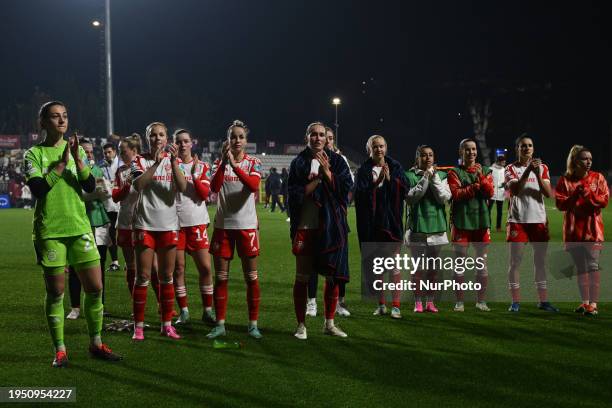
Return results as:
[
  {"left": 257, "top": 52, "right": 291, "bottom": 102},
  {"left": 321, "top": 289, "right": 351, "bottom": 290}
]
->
[
  {"left": 200, "top": 284, "right": 214, "bottom": 308},
  {"left": 160, "top": 282, "right": 175, "bottom": 323},
  {"left": 323, "top": 280, "right": 339, "bottom": 319},
  {"left": 126, "top": 267, "right": 136, "bottom": 297},
  {"left": 214, "top": 278, "right": 229, "bottom": 322},
  {"left": 477, "top": 273, "right": 488, "bottom": 303},
  {"left": 426, "top": 269, "right": 437, "bottom": 301},
  {"left": 293, "top": 280, "right": 308, "bottom": 324},
  {"left": 175, "top": 285, "right": 188, "bottom": 309},
  {"left": 246, "top": 277, "right": 260, "bottom": 321},
  {"left": 133, "top": 283, "right": 148, "bottom": 324},
  {"left": 535, "top": 281, "right": 547, "bottom": 303},
  {"left": 412, "top": 270, "right": 423, "bottom": 300},
  {"left": 511, "top": 288, "right": 520, "bottom": 303},
  {"left": 455, "top": 273, "right": 465, "bottom": 302},
  {"left": 392, "top": 272, "right": 401, "bottom": 308},
  {"left": 151, "top": 271, "right": 161, "bottom": 303}
]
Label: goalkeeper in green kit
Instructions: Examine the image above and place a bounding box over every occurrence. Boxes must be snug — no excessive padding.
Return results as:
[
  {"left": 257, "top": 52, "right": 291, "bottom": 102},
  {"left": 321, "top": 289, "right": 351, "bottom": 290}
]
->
[{"left": 24, "top": 101, "right": 122, "bottom": 367}]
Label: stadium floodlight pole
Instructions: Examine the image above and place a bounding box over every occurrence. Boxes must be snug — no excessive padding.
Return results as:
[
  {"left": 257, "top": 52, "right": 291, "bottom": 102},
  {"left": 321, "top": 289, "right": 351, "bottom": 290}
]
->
[
  {"left": 332, "top": 97, "right": 341, "bottom": 146},
  {"left": 104, "top": 0, "right": 114, "bottom": 137}
]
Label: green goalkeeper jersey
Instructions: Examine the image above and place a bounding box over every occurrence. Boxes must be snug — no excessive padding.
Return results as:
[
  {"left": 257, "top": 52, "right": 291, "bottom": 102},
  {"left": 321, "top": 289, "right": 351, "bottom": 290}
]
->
[{"left": 24, "top": 140, "right": 92, "bottom": 240}]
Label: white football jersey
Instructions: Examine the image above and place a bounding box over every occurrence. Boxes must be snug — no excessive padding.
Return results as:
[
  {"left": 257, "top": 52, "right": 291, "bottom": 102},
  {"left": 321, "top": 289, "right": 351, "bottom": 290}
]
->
[
  {"left": 212, "top": 155, "right": 261, "bottom": 230},
  {"left": 114, "top": 163, "right": 139, "bottom": 230},
  {"left": 176, "top": 159, "right": 211, "bottom": 228},
  {"left": 505, "top": 162, "right": 550, "bottom": 223},
  {"left": 132, "top": 153, "right": 179, "bottom": 231}
]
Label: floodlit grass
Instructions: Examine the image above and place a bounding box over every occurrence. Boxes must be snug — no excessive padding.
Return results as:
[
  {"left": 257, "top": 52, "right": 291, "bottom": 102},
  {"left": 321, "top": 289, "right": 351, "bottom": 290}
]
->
[{"left": 0, "top": 201, "right": 610, "bottom": 407}]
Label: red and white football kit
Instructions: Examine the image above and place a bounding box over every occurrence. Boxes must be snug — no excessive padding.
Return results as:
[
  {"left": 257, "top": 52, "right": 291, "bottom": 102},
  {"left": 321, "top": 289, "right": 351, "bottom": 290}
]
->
[
  {"left": 504, "top": 162, "right": 551, "bottom": 242},
  {"left": 112, "top": 162, "right": 139, "bottom": 248},
  {"left": 132, "top": 153, "right": 179, "bottom": 250},
  {"left": 555, "top": 171, "right": 609, "bottom": 247},
  {"left": 176, "top": 159, "right": 211, "bottom": 252},
  {"left": 209, "top": 154, "right": 262, "bottom": 324},
  {"left": 210, "top": 155, "right": 262, "bottom": 259}
]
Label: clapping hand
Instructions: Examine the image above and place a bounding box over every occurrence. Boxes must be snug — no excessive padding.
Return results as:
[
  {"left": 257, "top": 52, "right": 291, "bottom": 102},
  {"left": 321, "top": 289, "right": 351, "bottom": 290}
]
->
[
  {"left": 531, "top": 158, "right": 542, "bottom": 175},
  {"left": 167, "top": 143, "right": 179, "bottom": 162},
  {"left": 192, "top": 154, "right": 200, "bottom": 177},
  {"left": 315, "top": 150, "right": 332, "bottom": 181}
]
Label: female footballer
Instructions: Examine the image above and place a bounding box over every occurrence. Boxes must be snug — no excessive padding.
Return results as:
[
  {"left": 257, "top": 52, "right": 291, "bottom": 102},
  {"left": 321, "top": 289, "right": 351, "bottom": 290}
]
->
[
  {"left": 505, "top": 134, "right": 558, "bottom": 312},
  {"left": 207, "top": 120, "right": 263, "bottom": 339},
  {"left": 556, "top": 145, "right": 609, "bottom": 315},
  {"left": 173, "top": 129, "right": 215, "bottom": 325},
  {"left": 447, "top": 138, "right": 494, "bottom": 312},
  {"left": 24, "top": 101, "right": 121, "bottom": 367},
  {"left": 131, "top": 122, "right": 187, "bottom": 341},
  {"left": 354, "top": 135, "right": 408, "bottom": 319},
  {"left": 288, "top": 122, "right": 353, "bottom": 340},
  {"left": 405, "top": 145, "right": 451, "bottom": 313}
]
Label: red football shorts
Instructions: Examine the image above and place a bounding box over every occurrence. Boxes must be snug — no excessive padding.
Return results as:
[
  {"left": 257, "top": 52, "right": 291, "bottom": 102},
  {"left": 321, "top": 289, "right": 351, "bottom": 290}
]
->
[
  {"left": 117, "top": 228, "right": 134, "bottom": 248},
  {"left": 177, "top": 224, "right": 210, "bottom": 251},
  {"left": 506, "top": 222, "right": 549, "bottom": 243},
  {"left": 210, "top": 228, "right": 259, "bottom": 259},
  {"left": 292, "top": 229, "right": 319, "bottom": 256},
  {"left": 451, "top": 226, "right": 491, "bottom": 245},
  {"left": 133, "top": 229, "right": 179, "bottom": 250}
]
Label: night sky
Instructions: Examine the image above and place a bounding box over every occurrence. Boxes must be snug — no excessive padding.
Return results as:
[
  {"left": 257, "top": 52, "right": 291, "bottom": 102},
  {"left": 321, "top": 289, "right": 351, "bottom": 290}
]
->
[{"left": 1, "top": 0, "right": 611, "bottom": 173}]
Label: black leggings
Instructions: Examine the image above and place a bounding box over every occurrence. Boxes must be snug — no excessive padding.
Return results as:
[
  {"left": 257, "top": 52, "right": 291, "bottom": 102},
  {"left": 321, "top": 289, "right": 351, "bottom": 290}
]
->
[
  {"left": 488, "top": 200, "right": 503, "bottom": 230},
  {"left": 308, "top": 273, "right": 347, "bottom": 299},
  {"left": 107, "top": 212, "right": 118, "bottom": 262}
]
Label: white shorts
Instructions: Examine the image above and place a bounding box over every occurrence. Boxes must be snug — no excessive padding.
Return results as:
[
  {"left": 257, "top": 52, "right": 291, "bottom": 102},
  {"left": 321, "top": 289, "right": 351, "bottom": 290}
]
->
[{"left": 94, "top": 224, "right": 112, "bottom": 247}]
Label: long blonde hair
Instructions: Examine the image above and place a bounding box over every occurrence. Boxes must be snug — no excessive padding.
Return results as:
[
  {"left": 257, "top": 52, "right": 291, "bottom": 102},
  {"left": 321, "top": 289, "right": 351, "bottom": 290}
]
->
[{"left": 565, "top": 144, "right": 591, "bottom": 177}]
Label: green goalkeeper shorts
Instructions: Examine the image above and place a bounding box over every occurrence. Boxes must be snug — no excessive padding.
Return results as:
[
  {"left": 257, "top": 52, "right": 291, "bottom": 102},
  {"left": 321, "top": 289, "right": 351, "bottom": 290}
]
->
[{"left": 35, "top": 233, "right": 101, "bottom": 269}]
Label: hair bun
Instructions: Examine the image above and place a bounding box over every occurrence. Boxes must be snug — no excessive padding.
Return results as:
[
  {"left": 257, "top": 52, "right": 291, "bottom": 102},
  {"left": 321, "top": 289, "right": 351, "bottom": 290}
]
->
[{"left": 232, "top": 120, "right": 244, "bottom": 127}]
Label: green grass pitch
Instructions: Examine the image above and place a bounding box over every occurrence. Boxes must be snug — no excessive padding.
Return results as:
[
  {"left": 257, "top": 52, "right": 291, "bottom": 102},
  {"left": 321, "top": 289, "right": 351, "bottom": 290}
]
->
[{"left": 0, "top": 200, "right": 611, "bottom": 407}]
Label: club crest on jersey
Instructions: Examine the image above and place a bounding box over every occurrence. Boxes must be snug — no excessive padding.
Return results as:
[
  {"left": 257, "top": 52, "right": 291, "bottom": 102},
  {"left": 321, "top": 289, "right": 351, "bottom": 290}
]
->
[
  {"left": 510, "top": 230, "right": 519, "bottom": 238},
  {"left": 47, "top": 249, "right": 57, "bottom": 262}
]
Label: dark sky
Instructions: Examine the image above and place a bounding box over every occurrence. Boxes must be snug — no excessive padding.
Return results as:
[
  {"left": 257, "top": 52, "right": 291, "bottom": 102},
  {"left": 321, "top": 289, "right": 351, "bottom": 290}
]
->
[{"left": 1, "top": 0, "right": 611, "bottom": 172}]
